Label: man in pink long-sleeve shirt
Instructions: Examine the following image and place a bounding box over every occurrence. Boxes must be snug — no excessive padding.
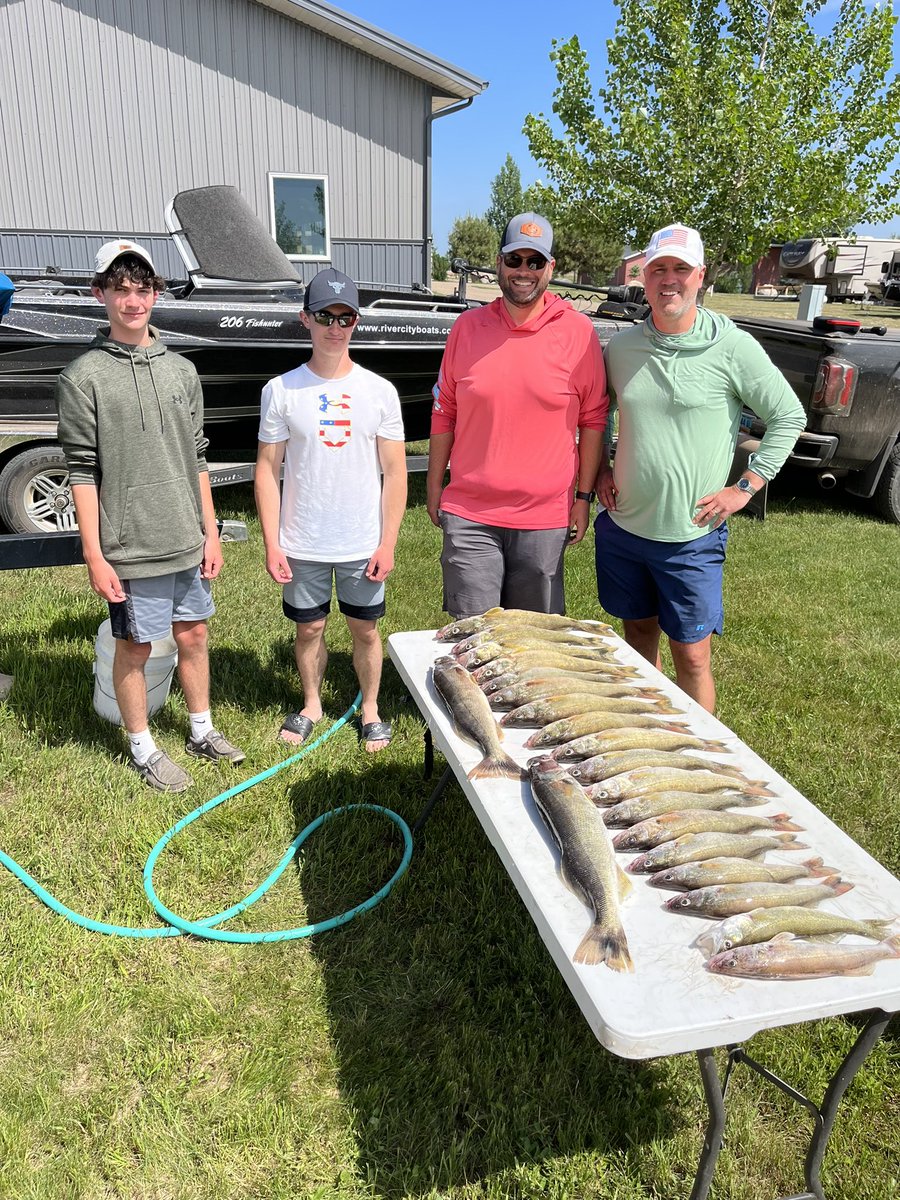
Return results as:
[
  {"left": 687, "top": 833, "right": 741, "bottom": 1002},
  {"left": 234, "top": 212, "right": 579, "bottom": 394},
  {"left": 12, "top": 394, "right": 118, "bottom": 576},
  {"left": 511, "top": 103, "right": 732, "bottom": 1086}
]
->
[{"left": 427, "top": 212, "right": 608, "bottom": 617}]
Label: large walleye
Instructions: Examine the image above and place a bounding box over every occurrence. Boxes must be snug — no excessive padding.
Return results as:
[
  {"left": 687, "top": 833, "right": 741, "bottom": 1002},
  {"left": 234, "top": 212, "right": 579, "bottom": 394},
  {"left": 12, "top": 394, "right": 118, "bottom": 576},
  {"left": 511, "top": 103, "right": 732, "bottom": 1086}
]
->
[
  {"left": 707, "top": 935, "right": 900, "bottom": 980},
  {"left": 436, "top": 609, "right": 615, "bottom": 641},
  {"left": 697, "top": 906, "right": 897, "bottom": 956},
  {"left": 525, "top": 713, "right": 686, "bottom": 747},
  {"left": 501, "top": 694, "right": 679, "bottom": 726},
  {"left": 487, "top": 677, "right": 657, "bottom": 708},
  {"left": 602, "top": 791, "right": 768, "bottom": 828},
  {"left": 570, "top": 751, "right": 750, "bottom": 787},
  {"left": 664, "top": 877, "right": 852, "bottom": 918},
  {"left": 612, "top": 809, "right": 803, "bottom": 851},
  {"left": 587, "top": 767, "right": 774, "bottom": 803},
  {"left": 551, "top": 728, "right": 728, "bottom": 760},
  {"left": 432, "top": 656, "right": 524, "bottom": 781},
  {"left": 629, "top": 831, "right": 809, "bottom": 873},
  {"left": 528, "top": 757, "right": 633, "bottom": 971},
  {"left": 646, "top": 856, "right": 836, "bottom": 891},
  {"left": 477, "top": 660, "right": 643, "bottom": 688}
]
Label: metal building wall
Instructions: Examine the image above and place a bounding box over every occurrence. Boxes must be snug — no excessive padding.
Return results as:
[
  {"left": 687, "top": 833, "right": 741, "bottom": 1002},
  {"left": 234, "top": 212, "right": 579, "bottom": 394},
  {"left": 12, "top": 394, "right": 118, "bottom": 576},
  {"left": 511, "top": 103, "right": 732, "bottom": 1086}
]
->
[{"left": 0, "top": 0, "right": 429, "bottom": 284}]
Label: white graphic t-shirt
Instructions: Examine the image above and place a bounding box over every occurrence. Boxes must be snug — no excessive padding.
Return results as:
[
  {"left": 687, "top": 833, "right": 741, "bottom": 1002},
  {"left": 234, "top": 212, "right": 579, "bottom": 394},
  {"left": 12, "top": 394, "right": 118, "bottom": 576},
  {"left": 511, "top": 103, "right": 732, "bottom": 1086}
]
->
[{"left": 258, "top": 362, "right": 405, "bottom": 561}]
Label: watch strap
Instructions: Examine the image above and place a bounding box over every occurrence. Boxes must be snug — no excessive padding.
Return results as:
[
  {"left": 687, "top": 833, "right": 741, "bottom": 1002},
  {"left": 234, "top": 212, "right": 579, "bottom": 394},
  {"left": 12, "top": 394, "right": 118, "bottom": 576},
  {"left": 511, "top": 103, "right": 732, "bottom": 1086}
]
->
[{"left": 575, "top": 490, "right": 595, "bottom": 503}]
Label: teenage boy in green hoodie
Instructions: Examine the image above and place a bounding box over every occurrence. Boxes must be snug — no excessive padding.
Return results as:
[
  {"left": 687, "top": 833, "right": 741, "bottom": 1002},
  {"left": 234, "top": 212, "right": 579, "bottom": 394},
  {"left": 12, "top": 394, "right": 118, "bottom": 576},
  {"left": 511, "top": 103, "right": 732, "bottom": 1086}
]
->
[
  {"left": 595, "top": 223, "right": 806, "bottom": 714},
  {"left": 56, "top": 241, "right": 245, "bottom": 792}
]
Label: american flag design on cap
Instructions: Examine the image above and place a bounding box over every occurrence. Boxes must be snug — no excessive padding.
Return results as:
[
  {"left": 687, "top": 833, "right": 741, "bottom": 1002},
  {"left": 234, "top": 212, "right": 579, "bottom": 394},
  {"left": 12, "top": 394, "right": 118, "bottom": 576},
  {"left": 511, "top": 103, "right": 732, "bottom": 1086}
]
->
[
  {"left": 644, "top": 222, "right": 704, "bottom": 268},
  {"left": 318, "top": 392, "right": 352, "bottom": 448}
]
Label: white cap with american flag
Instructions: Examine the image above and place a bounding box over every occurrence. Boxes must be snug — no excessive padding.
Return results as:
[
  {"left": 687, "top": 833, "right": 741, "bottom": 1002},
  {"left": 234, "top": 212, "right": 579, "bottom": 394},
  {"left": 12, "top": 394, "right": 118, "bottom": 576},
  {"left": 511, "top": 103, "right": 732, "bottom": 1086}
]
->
[{"left": 643, "top": 223, "right": 704, "bottom": 270}]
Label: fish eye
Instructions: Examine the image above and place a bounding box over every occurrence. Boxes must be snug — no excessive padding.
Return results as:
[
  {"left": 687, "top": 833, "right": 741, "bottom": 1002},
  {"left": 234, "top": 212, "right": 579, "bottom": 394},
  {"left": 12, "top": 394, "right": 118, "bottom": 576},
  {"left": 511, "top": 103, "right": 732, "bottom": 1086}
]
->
[
  {"left": 723, "top": 939, "right": 734, "bottom": 950},
  {"left": 678, "top": 897, "right": 690, "bottom": 907}
]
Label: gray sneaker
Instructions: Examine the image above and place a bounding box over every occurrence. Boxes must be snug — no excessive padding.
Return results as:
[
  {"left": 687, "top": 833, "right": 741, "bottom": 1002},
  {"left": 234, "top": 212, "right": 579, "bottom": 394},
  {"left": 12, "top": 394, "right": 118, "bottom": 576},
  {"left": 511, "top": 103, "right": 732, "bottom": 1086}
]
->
[
  {"left": 185, "top": 730, "right": 246, "bottom": 765},
  {"left": 130, "top": 749, "right": 193, "bottom": 793}
]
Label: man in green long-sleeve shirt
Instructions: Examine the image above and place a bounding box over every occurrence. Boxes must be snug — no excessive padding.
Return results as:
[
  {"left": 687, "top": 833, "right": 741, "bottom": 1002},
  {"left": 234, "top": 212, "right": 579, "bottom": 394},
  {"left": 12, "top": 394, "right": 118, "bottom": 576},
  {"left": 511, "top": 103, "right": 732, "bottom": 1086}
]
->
[{"left": 595, "top": 223, "right": 806, "bottom": 713}]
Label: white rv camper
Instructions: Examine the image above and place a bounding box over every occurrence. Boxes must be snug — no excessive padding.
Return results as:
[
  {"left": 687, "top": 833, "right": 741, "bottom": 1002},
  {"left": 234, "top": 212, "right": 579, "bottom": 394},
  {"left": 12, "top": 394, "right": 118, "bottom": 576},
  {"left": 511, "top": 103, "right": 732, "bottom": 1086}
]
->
[{"left": 779, "top": 237, "right": 900, "bottom": 300}]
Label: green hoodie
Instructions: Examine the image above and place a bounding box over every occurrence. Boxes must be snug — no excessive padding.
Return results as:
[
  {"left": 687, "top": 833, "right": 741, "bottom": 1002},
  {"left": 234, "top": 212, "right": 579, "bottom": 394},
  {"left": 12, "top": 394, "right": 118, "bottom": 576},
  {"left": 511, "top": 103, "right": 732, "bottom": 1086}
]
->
[
  {"left": 605, "top": 308, "right": 806, "bottom": 542},
  {"left": 56, "top": 328, "right": 210, "bottom": 578}
]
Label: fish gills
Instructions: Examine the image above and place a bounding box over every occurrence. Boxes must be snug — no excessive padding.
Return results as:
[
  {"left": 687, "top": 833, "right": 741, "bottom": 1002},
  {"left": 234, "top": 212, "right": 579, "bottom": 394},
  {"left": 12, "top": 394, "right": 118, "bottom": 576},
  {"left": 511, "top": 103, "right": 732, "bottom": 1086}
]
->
[
  {"left": 528, "top": 758, "right": 633, "bottom": 972},
  {"left": 432, "top": 657, "right": 524, "bottom": 781}
]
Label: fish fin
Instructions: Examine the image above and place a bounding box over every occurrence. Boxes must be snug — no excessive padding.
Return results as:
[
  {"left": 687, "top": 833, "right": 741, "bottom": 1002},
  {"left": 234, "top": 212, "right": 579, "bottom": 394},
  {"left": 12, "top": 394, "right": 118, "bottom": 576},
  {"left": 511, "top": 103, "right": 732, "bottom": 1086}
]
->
[
  {"left": 770, "top": 814, "right": 805, "bottom": 832},
  {"left": 748, "top": 780, "right": 778, "bottom": 796},
  {"left": 468, "top": 754, "right": 525, "bottom": 782},
  {"left": 801, "top": 856, "right": 825, "bottom": 875},
  {"left": 662, "top": 721, "right": 689, "bottom": 732},
  {"left": 775, "top": 834, "right": 810, "bottom": 849},
  {"left": 705, "top": 740, "right": 730, "bottom": 753},
  {"left": 842, "top": 964, "right": 878, "bottom": 977},
  {"left": 829, "top": 880, "right": 855, "bottom": 897},
  {"left": 770, "top": 931, "right": 799, "bottom": 943},
  {"left": 886, "top": 934, "right": 900, "bottom": 955},
  {"left": 616, "top": 863, "right": 633, "bottom": 900},
  {"left": 573, "top": 923, "right": 634, "bottom": 972}
]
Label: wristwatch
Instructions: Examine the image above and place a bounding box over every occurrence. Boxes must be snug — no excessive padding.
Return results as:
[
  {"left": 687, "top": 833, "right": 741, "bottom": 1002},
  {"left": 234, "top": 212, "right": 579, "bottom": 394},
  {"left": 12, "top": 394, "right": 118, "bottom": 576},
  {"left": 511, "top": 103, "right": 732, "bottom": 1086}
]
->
[
  {"left": 734, "top": 477, "right": 759, "bottom": 496},
  {"left": 575, "top": 490, "right": 596, "bottom": 503}
]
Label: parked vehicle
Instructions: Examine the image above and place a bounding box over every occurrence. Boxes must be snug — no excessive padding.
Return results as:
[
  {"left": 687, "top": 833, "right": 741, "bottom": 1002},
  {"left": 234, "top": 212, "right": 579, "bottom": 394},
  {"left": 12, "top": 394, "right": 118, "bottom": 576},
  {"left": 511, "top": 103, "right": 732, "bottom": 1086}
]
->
[{"left": 779, "top": 237, "right": 900, "bottom": 302}]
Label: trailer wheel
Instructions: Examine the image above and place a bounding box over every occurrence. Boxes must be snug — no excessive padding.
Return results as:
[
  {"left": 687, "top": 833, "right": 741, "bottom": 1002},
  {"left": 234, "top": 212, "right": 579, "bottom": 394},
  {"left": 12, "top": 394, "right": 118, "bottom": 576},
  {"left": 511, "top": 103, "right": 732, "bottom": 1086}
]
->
[
  {"left": 0, "top": 445, "right": 78, "bottom": 535},
  {"left": 873, "top": 441, "right": 900, "bottom": 524}
]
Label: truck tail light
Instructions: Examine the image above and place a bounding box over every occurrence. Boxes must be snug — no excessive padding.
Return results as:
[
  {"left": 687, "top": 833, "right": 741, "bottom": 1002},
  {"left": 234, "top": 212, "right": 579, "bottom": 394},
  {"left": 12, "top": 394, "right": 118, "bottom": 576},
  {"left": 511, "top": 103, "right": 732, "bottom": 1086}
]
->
[{"left": 811, "top": 356, "right": 857, "bottom": 416}]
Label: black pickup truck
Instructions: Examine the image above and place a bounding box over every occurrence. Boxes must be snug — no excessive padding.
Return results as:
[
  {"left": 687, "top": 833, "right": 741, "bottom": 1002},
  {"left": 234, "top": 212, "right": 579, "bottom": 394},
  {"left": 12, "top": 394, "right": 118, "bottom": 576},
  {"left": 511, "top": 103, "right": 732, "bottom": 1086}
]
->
[{"left": 2, "top": 190, "right": 899, "bottom": 535}]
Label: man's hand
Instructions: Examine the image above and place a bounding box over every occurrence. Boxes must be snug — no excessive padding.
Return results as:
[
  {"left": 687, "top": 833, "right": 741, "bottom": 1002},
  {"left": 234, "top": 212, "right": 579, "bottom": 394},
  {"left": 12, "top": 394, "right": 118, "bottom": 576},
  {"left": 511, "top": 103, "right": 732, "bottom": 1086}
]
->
[
  {"left": 85, "top": 556, "right": 125, "bottom": 603},
  {"left": 201, "top": 531, "right": 223, "bottom": 579},
  {"left": 265, "top": 549, "right": 293, "bottom": 584},
  {"left": 567, "top": 498, "right": 590, "bottom": 546},
  {"left": 426, "top": 490, "right": 442, "bottom": 528},
  {"left": 365, "top": 543, "right": 395, "bottom": 582},
  {"left": 693, "top": 484, "right": 751, "bottom": 529},
  {"left": 596, "top": 464, "right": 617, "bottom": 512}
]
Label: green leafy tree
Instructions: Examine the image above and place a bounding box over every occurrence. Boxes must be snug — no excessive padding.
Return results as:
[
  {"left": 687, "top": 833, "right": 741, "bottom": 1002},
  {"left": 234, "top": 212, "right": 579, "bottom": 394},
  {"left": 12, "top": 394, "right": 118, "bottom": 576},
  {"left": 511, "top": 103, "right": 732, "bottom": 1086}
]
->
[
  {"left": 524, "top": 183, "right": 622, "bottom": 284},
  {"left": 448, "top": 214, "right": 499, "bottom": 268},
  {"left": 485, "top": 154, "right": 525, "bottom": 241},
  {"left": 524, "top": 0, "right": 900, "bottom": 283},
  {"left": 431, "top": 248, "right": 450, "bottom": 283}
]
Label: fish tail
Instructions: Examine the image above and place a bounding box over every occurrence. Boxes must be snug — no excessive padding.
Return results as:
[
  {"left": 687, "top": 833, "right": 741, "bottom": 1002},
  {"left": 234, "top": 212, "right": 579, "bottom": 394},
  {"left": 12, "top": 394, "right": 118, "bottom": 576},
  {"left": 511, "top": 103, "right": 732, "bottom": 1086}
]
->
[
  {"left": 468, "top": 753, "right": 525, "bottom": 782},
  {"left": 705, "top": 739, "right": 730, "bottom": 753},
  {"left": 573, "top": 922, "right": 634, "bottom": 972},
  {"left": 662, "top": 721, "right": 689, "bottom": 732},
  {"left": 776, "top": 834, "right": 810, "bottom": 849},
  {"left": 655, "top": 699, "right": 684, "bottom": 715},
  {"left": 748, "top": 780, "right": 778, "bottom": 796},
  {"left": 770, "top": 813, "right": 805, "bottom": 832},
  {"left": 885, "top": 934, "right": 900, "bottom": 955},
  {"left": 828, "top": 879, "right": 855, "bottom": 897},
  {"left": 802, "top": 857, "right": 836, "bottom": 878}
]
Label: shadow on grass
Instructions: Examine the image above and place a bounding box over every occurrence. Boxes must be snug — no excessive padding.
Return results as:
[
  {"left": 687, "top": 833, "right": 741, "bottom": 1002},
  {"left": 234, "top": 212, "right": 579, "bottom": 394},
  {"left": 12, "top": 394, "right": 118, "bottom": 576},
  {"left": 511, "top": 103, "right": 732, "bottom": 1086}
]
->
[
  {"left": 765, "top": 470, "right": 887, "bottom": 523},
  {"left": 292, "top": 760, "right": 677, "bottom": 1198}
]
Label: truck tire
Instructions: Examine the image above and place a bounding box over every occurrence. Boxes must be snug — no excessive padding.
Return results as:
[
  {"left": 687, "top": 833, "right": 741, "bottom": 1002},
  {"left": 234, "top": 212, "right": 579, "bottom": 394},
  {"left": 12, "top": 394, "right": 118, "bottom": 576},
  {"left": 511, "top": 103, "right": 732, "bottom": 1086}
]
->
[
  {"left": 0, "top": 445, "right": 78, "bottom": 535},
  {"left": 873, "top": 441, "right": 900, "bottom": 524}
]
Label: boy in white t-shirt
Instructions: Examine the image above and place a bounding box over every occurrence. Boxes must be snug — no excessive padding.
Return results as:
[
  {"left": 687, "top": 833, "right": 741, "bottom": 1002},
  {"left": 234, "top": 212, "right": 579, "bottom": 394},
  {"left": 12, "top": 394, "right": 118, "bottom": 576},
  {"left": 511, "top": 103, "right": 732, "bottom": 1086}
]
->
[{"left": 255, "top": 269, "right": 407, "bottom": 751}]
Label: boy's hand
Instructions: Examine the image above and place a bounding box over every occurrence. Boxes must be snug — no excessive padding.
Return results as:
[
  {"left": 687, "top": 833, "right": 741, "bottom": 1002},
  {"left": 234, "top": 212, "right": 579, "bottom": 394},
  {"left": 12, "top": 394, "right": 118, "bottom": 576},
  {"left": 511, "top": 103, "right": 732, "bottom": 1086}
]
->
[
  {"left": 86, "top": 557, "right": 125, "bottom": 603},
  {"left": 265, "top": 549, "right": 293, "bottom": 584},
  {"left": 201, "top": 531, "right": 223, "bottom": 579},
  {"left": 365, "top": 543, "right": 395, "bottom": 581}
]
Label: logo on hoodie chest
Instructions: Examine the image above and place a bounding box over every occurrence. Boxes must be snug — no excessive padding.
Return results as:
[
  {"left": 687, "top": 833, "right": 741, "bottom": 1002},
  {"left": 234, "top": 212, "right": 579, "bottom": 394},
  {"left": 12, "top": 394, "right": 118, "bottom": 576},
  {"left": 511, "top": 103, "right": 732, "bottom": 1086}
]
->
[
  {"left": 318, "top": 392, "right": 352, "bottom": 448},
  {"left": 171, "top": 392, "right": 184, "bottom": 405}
]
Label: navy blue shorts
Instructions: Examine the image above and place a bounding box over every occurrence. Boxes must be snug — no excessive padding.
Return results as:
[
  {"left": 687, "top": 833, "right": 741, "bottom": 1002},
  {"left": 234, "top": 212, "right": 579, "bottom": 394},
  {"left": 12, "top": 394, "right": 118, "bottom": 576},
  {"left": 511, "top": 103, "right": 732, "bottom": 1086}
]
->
[{"left": 594, "top": 509, "right": 727, "bottom": 644}]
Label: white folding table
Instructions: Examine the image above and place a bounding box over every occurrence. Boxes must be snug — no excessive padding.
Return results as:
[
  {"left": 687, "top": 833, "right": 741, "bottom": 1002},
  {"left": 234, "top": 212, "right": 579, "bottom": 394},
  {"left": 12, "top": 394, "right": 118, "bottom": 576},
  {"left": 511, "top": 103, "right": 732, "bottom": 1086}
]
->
[{"left": 388, "top": 629, "right": 900, "bottom": 1200}]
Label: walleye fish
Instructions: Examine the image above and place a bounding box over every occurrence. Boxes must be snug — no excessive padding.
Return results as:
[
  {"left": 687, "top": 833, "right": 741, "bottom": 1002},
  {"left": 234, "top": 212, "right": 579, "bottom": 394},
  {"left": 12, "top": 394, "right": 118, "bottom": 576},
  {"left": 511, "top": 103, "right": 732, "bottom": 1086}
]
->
[
  {"left": 526, "top": 713, "right": 686, "bottom": 747},
  {"left": 587, "top": 767, "right": 774, "bottom": 803},
  {"left": 528, "top": 757, "right": 633, "bottom": 971},
  {"left": 454, "top": 627, "right": 613, "bottom": 655},
  {"left": 664, "top": 877, "right": 853, "bottom": 918},
  {"left": 501, "top": 694, "right": 678, "bottom": 726},
  {"left": 612, "top": 810, "right": 803, "bottom": 850},
  {"left": 435, "top": 610, "right": 615, "bottom": 641},
  {"left": 697, "top": 907, "right": 897, "bottom": 956},
  {"left": 488, "top": 679, "right": 655, "bottom": 709},
  {"left": 459, "top": 641, "right": 619, "bottom": 670},
  {"left": 646, "top": 856, "right": 836, "bottom": 892},
  {"left": 432, "top": 656, "right": 524, "bottom": 781},
  {"left": 473, "top": 655, "right": 640, "bottom": 684},
  {"left": 629, "top": 831, "right": 809, "bottom": 873},
  {"left": 602, "top": 791, "right": 768, "bottom": 828},
  {"left": 551, "top": 729, "right": 729, "bottom": 761},
  {"left": 707, "top": 935, "right": 900, "bottom": 981},
  {"left": 570, "top": 751, "right": 752, "bottom": 786}
]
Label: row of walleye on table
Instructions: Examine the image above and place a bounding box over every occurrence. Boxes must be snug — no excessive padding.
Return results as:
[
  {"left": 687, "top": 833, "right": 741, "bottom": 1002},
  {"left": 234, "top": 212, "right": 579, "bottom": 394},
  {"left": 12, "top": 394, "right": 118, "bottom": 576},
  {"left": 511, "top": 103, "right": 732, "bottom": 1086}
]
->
[{"left": 430, "top": 608, "right": 899, "bottom": 982}]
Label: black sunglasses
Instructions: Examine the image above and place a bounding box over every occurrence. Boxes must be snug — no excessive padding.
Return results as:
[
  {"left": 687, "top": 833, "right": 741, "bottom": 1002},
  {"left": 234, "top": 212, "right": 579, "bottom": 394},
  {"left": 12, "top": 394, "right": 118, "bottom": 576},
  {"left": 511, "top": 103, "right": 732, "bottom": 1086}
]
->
[
  {"left": 501, "top": 253, "right": 548, "bottom": 270},
  {"left": 311, "top": 310, "right": 358, "bottom": 327}
]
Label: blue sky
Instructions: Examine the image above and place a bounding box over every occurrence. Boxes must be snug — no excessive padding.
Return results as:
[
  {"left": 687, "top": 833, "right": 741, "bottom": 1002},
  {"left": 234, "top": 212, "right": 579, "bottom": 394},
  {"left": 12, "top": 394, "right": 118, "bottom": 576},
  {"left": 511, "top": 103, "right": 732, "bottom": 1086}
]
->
[{"left": 337, "top": 0, "right": 899, "bottom": 252}]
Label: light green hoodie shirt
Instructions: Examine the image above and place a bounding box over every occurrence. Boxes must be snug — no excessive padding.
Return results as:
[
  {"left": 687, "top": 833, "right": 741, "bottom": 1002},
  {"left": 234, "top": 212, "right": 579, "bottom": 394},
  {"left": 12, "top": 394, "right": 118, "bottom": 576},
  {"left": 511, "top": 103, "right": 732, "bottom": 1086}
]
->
[
  {"left": 56, "top": 328, "right": 210, "bottom": 578},
  {"left": 605, "top": 308, "right": 806, "bottom": 542}
]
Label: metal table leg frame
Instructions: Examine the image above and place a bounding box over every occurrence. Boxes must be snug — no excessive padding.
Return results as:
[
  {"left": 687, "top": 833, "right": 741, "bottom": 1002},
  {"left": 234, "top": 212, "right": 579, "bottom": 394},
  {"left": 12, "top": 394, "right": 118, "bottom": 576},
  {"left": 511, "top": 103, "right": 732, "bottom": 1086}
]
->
[{"left": 689, "top": 1011, "right": 895, "bottom": 1200}]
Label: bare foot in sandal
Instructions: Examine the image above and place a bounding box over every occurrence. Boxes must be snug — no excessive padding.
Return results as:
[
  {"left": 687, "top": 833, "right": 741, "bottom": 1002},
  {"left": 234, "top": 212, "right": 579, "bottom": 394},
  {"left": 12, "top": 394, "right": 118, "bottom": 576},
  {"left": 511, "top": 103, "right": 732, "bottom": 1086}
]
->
[{"left": 279, "top": 709, "right": 322, "bottom": 744}]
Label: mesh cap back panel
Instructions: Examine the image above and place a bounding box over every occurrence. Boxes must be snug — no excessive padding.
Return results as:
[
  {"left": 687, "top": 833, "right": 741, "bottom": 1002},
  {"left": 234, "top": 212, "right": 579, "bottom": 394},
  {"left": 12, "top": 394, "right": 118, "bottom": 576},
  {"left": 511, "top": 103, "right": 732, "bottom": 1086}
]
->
[{"left": 170, "top": 186, "right": 302, "bottom": 285}]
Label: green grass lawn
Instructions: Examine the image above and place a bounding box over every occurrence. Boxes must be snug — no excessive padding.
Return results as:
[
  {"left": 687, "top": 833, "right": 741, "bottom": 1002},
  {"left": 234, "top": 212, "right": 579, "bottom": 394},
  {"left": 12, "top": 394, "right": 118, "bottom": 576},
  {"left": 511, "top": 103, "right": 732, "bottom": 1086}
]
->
[{"left": 1, "top": 474, "right": 898, "bottom": 1200}]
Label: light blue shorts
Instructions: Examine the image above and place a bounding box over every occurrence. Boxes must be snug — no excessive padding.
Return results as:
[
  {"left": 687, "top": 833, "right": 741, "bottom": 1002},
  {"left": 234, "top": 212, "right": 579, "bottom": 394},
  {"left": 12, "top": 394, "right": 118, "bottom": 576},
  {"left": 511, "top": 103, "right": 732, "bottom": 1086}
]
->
[
  {"left": 109, "top": 567, "right": 214, "bottom": 643},
  {"left": 283, "top": 558, "right": 386, "bottom": 624}
]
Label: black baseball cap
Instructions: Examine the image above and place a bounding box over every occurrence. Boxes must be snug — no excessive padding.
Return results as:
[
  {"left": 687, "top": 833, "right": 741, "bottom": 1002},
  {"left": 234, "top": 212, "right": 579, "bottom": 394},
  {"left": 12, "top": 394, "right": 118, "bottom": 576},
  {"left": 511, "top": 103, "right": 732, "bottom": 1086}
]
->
[{"left": 303, "top": 268, "right": 360, "bottom": 313}]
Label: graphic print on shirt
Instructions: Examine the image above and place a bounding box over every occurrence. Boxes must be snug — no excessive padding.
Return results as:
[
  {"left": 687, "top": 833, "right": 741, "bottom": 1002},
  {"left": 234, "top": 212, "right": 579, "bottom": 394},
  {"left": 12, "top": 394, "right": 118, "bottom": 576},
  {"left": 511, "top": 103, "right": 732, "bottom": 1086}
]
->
[{"left": 318, "top": 391, "right": 352, "bottom": 448}]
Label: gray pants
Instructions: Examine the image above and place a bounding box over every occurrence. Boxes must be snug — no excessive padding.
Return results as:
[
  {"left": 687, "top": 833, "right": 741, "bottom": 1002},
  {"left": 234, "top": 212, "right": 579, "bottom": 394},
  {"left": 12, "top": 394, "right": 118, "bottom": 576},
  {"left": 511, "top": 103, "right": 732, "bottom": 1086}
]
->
[{"left": 439, "top": 511, "right": 569, "bottom": 618}]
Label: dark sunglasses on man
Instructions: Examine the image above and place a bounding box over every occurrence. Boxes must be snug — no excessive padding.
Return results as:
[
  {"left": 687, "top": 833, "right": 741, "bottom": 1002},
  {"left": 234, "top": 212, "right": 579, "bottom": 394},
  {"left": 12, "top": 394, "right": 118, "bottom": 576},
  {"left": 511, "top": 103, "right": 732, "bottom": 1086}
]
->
[
  {"left": 310, "top": 310, "right": 359, "bottom": 327},
  {"left": 501, "top": 252, "right": 548, "bottom": 271}
]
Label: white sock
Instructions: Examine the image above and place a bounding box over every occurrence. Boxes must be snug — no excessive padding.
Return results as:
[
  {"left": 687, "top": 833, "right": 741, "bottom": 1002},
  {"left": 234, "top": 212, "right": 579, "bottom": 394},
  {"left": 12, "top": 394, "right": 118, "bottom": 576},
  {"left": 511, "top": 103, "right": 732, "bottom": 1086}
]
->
[
  {"left": 189, "top": 710, "right": 214, "bottom": 741},
  {"left": 129, "top": 730, "right": 157, "bottom": 765}
]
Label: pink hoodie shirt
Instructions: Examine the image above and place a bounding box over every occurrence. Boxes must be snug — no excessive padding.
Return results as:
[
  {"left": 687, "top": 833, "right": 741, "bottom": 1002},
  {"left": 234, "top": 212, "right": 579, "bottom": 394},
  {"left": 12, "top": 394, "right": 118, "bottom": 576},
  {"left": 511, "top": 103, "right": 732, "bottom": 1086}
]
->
[{"left": 431, "top": 293, "right": 608, "bottom": 529}]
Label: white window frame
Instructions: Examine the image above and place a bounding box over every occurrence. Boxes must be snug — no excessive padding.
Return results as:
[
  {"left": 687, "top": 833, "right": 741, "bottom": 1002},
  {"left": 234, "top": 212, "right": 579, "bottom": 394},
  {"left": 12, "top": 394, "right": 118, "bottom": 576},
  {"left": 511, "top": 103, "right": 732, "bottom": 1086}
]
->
[{"left": 268, "top": 172, "right": 331, "bottom": 262}]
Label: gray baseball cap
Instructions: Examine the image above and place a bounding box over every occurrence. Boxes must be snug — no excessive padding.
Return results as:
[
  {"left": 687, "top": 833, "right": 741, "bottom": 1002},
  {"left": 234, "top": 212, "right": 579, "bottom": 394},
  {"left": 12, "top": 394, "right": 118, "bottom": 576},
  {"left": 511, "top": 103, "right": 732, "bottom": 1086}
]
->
[
  {"left": 303, "top": 268, "right": 360, "bottom": 313},
  {"left": 500, "top": 212, "right": 554, "bottom": 259}
]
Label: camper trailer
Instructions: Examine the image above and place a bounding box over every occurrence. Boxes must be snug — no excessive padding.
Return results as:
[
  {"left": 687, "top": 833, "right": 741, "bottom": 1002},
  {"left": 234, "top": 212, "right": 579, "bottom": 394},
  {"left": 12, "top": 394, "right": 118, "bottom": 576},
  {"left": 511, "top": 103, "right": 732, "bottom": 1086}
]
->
[{"left": 779, "top": 237, "right": 900, "bottom": 301}]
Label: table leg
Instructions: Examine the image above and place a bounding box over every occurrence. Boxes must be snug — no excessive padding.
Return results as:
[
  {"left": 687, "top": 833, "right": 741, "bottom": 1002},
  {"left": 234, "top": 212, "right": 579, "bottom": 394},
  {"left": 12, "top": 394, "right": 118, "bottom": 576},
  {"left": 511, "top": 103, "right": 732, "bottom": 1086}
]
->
[
  {"left": 411, "top": 764, "right": 454, "bottom": 839},
  {"left": 690, "top": 1048, "right": 727, "bottom": 1200}
]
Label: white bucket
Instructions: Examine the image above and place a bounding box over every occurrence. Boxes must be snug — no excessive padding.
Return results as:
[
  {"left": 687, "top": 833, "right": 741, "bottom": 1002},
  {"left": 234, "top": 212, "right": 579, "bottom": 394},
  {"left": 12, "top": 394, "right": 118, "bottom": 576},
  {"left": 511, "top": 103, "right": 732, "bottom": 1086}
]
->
[{"left": 92, "top": 619, "right": 178, "bottom": 725}]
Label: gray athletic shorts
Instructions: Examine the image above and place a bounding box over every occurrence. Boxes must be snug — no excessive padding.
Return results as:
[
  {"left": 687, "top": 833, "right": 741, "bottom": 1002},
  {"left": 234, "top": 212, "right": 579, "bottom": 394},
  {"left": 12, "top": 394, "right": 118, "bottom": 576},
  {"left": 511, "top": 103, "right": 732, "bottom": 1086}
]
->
[
  {"left": 109, "top": 567, "right": 214, "bottom": 643},
  {"left": 439, "top": 512, "right": 569, "bottom": 618},
  {"left": 283, "top": 557, "right": 386, "bottom": 624}
]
